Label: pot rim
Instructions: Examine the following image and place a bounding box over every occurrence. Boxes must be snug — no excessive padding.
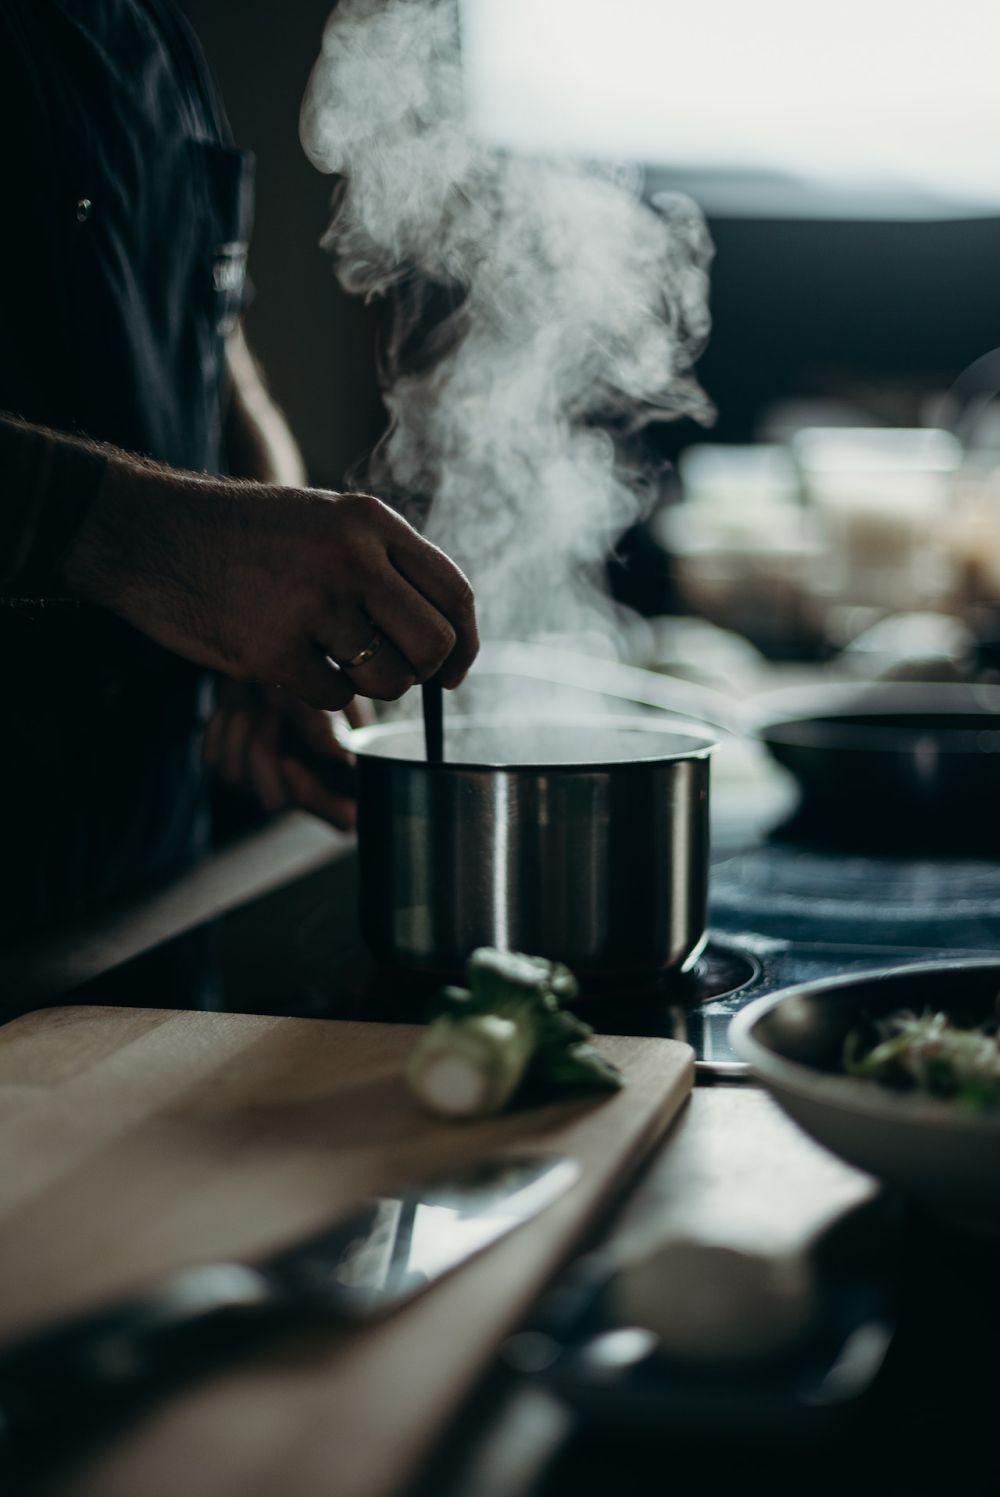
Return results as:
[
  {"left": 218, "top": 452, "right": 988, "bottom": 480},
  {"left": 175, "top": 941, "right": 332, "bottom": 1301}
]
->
[{"left": 350, "top": 713, "right": 718, "bottom": 772}]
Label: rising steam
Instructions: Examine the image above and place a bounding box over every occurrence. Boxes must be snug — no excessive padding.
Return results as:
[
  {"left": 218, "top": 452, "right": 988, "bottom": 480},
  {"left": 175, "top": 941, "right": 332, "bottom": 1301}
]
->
[{"left": 301, "top": 0, "right": 714, "bottom": 644}]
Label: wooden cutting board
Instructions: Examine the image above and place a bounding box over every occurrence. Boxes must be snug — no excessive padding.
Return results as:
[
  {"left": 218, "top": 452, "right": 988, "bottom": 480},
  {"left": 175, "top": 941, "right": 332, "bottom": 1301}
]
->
[{"left": 0, "top": 1005, "right": 692, "bottom": 1497}]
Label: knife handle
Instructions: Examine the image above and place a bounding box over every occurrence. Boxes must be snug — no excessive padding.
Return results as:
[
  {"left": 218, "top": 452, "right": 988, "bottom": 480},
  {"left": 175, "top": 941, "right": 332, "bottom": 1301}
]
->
[{"left": 0, "top": 1263, "right": 277, "bottom": 1459}]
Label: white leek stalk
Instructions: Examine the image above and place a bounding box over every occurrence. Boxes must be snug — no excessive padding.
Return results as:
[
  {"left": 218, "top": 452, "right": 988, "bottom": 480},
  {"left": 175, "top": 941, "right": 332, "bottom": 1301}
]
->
[{"left": 406, "top": 1014, "right": 535, "bottom": 1120}]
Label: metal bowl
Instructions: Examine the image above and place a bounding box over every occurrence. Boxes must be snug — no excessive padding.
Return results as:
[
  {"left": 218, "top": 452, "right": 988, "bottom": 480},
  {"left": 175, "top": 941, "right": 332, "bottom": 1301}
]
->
[
  {"left": 731, "top": 960, "right": 1000, "bottom": 1226},
  {"left": 353, "top": 716, "right": 716, "bottom": 981}
]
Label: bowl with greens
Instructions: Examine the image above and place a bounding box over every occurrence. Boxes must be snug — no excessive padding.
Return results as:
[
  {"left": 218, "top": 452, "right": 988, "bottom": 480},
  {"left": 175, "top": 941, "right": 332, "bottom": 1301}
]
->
[{"left": 730, "top": 959, "right": 1000, "bottom": 1226}]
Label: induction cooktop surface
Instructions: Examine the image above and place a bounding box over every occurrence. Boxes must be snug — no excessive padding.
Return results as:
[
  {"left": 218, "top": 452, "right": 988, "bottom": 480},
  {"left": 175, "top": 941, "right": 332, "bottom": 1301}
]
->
[{"left": 59, "top": 825, "right": 1000, "bottom": 1078}]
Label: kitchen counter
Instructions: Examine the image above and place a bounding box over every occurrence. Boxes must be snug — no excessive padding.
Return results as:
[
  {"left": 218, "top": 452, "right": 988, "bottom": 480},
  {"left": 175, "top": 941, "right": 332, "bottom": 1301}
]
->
[
  {"left": 429, "top": 1089, "right": 999, "bottom": 1497},
  {"left": 2, "top": 814, "right": 997, "bottom": 1496}
]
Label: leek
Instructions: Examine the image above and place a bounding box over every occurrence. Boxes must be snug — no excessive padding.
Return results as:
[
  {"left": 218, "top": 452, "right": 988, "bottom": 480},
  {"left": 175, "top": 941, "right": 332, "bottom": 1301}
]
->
[{"left": 407, "top": 947, "right": 623, "bottom": 1120}]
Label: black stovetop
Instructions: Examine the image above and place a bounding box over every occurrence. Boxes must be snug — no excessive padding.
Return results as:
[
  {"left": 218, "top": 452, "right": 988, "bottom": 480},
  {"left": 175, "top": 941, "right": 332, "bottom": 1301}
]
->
[
  {"left": 689, "top": 836, "right": 1000, "bottom": 1068},
  {"left": 65, "top": 822, "right": 1000, "bottom": 1076}
]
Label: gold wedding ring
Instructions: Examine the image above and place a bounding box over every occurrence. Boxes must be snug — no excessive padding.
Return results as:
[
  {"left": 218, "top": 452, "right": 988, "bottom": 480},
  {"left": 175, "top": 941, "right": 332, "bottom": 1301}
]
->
[{"left": 338, "top": 631, "right": 383, "bottom": 671}]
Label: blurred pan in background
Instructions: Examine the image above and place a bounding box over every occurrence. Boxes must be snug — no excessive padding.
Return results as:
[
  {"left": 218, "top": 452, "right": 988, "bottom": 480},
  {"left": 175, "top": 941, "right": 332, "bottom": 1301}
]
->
[{"left": 753, "top": 681, "right": 1000, "bottom": 853}]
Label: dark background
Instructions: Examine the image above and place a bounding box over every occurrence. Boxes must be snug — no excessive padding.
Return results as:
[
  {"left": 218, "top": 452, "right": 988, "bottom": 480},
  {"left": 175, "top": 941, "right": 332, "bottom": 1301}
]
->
[
  {"left": 179, "top": 0, "right": 385, "bottom": 488},
  {"left": 181, "top": 1, "right": 1000, "bottom": 484}
]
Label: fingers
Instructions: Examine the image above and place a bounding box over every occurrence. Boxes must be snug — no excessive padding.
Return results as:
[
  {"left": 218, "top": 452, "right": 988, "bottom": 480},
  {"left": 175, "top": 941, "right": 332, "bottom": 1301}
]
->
[
  {"left": 203, "top": 701, "right": 255, "bottom": 786},
  {"left": 365, "top": 568, "right": 458, "bottom": 685},
  {"left": 278, "top": 695, "right": 357, "bottom": 803},
  {"left": 205, "top": 696, "right": 286, "bottom": 812},
  {"left": 313, "top": 616, "right": 416, "bottom": 703},
  {"left": 344, "top": 695, "right": 375, "bottom": 729},
  {"left": 204, "top": 683, "right": 361, "bottom": 827},
  {"left": 281, "top": 645, "right": 358, "bottom": 713},
  {"left": 281, "top": 757, "right": 357, "bottom": 831},
  {"left": 282, "top": 693, "right": 355, "bottom": 762},
  {"left": 344, "top": 636, "right": 415, "bottom": 701},
  {"left": 386, "top": 532, "right": 479, "bottom": 689},
  {"left": 222, "top": 706, "right": 256, "bottom": 786},
  {"left": 245, "top": 710, "right": 287, "bottom": 814}
]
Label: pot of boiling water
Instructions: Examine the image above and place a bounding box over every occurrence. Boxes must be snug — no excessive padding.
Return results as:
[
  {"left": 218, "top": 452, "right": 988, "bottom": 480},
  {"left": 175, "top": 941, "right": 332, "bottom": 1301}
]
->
[{"left": 351, "top": 717, "right": 715, "bottom": 981}]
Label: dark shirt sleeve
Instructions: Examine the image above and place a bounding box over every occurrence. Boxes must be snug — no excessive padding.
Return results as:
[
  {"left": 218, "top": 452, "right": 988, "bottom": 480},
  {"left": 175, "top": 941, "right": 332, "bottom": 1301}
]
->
[{"left": 0, "top": 414, "right": 107, "bottom": 602}]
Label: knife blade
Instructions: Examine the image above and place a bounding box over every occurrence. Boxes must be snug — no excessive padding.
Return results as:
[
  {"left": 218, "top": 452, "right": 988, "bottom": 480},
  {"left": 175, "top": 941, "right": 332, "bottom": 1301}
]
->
[{"left": 0, "top": 1154, "right": 580, "bottom": 1463}]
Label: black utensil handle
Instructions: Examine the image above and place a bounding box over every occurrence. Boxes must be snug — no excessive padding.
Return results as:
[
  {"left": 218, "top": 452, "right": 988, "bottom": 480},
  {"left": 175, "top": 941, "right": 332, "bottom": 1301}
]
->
[
  {"left": 0, "top": 1263, "right": 275, "bottom": 1455},
  {"left": 422, "top": 681, "right": 444, "bottom": 762}
]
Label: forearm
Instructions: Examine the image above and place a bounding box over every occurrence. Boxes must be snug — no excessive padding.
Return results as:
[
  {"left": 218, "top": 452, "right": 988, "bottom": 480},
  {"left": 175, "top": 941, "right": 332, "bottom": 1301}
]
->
[
  {"left": 0, "top": 413, "right": 108, "bottom": 601},
  {"left": 224, "top": 325, "right": 307, "bottom": 487},
  {"left": 61, "top": 452, "right": 242, "bottom": 663},
  {"left": 0, "top": 412, "right": 234, "bottom": 631},
  {"left": 2, "top": 409, "right": 477, "bottom": 712}
]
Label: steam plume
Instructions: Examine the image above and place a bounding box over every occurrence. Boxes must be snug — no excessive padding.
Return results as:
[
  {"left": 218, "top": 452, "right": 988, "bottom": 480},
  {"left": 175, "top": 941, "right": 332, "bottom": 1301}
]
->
[{"left": 301, "top": 0, "right": 714, "bottom": 644}]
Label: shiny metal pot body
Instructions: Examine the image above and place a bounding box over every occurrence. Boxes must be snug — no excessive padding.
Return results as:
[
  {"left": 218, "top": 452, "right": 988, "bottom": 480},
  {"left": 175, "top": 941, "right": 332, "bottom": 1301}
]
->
[{"left": 353, "top": 718, "right": 714, "bottom": 980}]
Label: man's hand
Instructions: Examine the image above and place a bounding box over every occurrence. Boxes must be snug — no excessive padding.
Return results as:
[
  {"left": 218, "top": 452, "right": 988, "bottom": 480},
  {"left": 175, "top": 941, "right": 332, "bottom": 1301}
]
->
[
  {"left": 203, "top": 681, "right": 370, "bottom": 830},
  {"left": 63, "top": 458, "right": 478, "bottom": 710}
]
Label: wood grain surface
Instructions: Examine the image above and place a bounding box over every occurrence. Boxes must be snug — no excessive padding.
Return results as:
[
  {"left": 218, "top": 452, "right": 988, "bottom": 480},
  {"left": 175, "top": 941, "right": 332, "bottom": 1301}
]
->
[{"left": 0, "top": 1006, "right": 692, "bottom": 1497}]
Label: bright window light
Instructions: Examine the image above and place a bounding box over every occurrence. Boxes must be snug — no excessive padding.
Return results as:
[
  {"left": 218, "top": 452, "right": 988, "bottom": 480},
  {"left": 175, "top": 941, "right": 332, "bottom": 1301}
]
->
[{"left": 461, "top": 0, "right": 1000, "bottom": 210}]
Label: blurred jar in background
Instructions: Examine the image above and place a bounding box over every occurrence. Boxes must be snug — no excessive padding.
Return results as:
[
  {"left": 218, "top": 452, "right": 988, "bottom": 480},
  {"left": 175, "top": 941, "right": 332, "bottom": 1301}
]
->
[
  {"left": 660, "top": 444, "right": 825, "bottom": 657},
  {"left": 793, "top": 427, "right": 960, "bottom": 616},
  {"left": 943, "top": 463, "right": 1000, "bottom": 608}
]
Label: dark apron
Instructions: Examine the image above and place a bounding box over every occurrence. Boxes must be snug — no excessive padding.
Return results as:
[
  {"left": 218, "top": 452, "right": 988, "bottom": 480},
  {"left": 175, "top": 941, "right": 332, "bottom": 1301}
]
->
[{"left": 0, "top": 0, "right": 254, "bottom": 942}]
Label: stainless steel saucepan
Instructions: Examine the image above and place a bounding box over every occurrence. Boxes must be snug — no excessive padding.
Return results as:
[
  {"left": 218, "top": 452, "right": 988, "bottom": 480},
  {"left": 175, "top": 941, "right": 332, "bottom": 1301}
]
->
[{"left": 352, "top": 717, "right": 716, "bottom": 981}]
